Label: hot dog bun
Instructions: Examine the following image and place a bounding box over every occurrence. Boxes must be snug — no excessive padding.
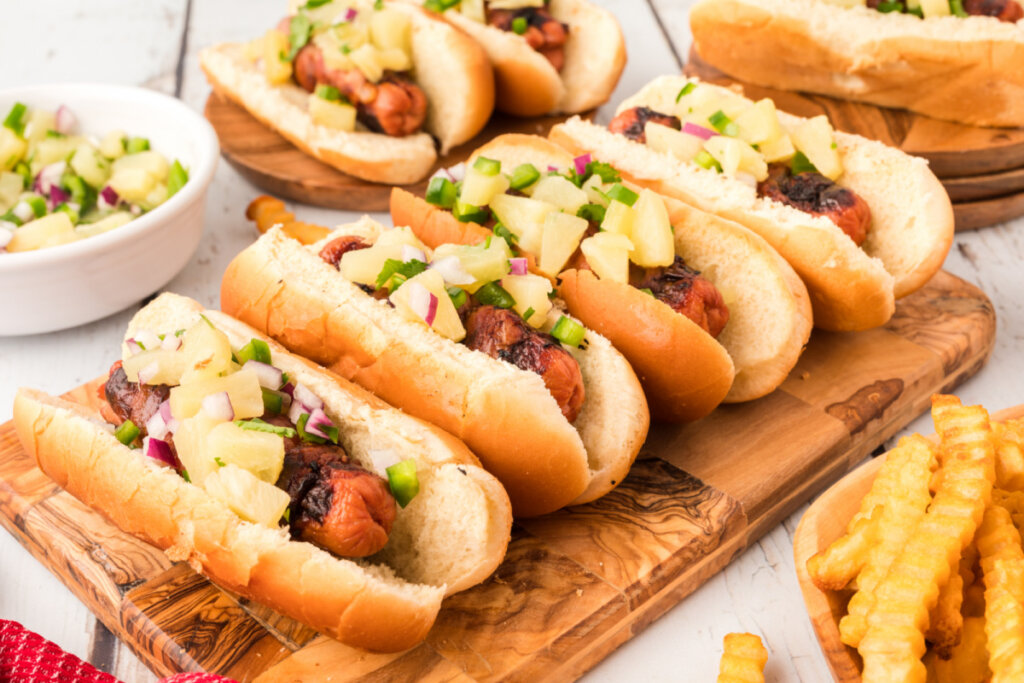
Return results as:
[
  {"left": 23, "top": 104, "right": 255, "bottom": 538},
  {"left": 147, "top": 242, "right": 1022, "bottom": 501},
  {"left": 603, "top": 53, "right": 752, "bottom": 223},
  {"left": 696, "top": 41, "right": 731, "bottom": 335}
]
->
[
  {"left": 549, "top": 76, "right": 955, "bottom": 331},
  {"left": 221, "top": 221, "right": 649, "bottom": 516},
  {"left": 200, "top": 2, "right": 494, "bottom": 184},
  {"left": 403, "top": 0, "right": 626, "bottom": 116},
  {"left": 14, "top": 293, "right": 513, "bottom": 652},
  {"left": 690, "top": 0, "right": 1024, "bottom": 128},
  {"left": 394, "top": 134, "right": 813, "bottom": 414}
]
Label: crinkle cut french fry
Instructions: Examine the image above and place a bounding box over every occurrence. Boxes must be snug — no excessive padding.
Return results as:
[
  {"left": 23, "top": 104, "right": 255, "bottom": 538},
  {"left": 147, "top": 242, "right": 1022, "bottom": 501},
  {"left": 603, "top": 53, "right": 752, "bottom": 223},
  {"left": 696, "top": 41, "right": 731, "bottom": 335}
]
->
[
  {"left": 717, "top": 633, "right": 768, "bottom": 683},
  {"left": 811, "top": 434, "right": 938, "bottom": 593},
  {"left": 245, "top": 195, "right": 330, "bottom": 245},
  {"left": 977, "top": 505, "right": 1024, "bottom": 683},
  {"left": 926, "top": 568, "right": 964, "bottom": 660},
  {"left": 993, "top": 489, "right": 1024, "bottom": 533},
  {"left": 995, "top": 420, "right": 1024, "bottom": 491},
  {"left": 838, "top": 435, "right": 937, "bottom": 648},
  {"left": 922, "top": 616, "right": 991, "bottom": 683},
  {"left": 858, "top": 396, "right": 995, "bottom": 683}
]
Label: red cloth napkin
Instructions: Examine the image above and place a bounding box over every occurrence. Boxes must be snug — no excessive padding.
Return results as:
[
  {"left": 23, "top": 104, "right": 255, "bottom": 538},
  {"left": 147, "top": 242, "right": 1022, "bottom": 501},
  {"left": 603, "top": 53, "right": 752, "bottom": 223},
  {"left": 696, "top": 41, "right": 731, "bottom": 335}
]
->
[{"left": 0, "top": 620, "right": 235, "bottom": 683}]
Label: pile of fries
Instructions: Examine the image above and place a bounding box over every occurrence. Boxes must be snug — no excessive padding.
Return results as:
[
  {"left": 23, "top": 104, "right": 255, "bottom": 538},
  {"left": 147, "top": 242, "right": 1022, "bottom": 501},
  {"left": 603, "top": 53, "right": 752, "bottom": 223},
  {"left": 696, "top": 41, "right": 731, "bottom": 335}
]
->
[{"left": 808, "top": 395, "right": 1024, "bottom": 682}]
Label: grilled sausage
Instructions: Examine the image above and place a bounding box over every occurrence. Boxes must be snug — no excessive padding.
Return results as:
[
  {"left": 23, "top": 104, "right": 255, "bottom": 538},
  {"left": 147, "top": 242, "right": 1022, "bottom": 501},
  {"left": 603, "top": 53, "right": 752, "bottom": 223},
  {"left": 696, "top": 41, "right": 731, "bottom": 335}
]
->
[
  {"left": 757, "top": 164, "right": 872, "bottom": 246},
  {"left": 608, "top": 107, "right": 682, "bottom": 144},
  {"left": 103, "top": 361, "right": 170, "bottom": 436},
  {"left": 464, "top": 305, "right": 585, "bottom": 423},
  {"left": 632, "top": 258, "right": 730, "bottom": 338},
  {"left": 963, "top": 0, "right": 1024, "bottom": 21},
  {"left": 319, "top": 235, "right": 370, "bottom": 267},
  {"left": 488, "top": 7, "right": 569, "bottom": 71}
]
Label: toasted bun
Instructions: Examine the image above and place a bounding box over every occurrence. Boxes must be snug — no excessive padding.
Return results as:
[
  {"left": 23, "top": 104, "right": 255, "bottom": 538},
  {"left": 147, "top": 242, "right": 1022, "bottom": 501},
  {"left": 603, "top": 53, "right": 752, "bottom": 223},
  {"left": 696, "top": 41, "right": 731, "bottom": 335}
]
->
[
  {"left": 408, "top": 0, "right": 625, "bottom": 116},
  {"left": 199, "top": 4, "right": 494, "bottom": 183},
  {"left": 690, "top": 0, "right": 1024, "bottom": 128},
  {"left": 14, "top": 294, "right": 516, "bottom": 651},
  {"left": 551, "top": 82, "right": 954, "bottom": 329},
  {"left": 220, "top": 223, "right": 648, "bottom": 516},
  {"left": 466, "top": 134, "right": 813, "bottom": 409}
]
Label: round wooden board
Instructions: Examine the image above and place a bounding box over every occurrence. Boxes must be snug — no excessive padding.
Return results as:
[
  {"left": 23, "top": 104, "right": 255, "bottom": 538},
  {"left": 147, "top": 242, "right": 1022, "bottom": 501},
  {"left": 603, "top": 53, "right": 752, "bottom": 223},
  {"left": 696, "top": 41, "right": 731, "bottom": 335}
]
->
[
  {"left": 204, "top": 91, "right": 591, "bottom": 212},
  {"left": 954, "top": 190, "right": 1024, "bottom": 231},
  {"left": 944, "top": 165, "right": 1024, "bottom": 203},
  {"left": 684, "top": 48, "right": 1024, "bottom": 179}
]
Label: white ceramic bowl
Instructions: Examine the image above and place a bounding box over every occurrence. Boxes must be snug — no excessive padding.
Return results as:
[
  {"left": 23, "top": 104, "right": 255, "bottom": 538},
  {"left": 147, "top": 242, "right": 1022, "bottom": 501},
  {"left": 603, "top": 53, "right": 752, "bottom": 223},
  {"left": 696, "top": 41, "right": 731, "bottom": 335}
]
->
[{"left": 0, "top": 83, "right": 218, "bottom": 336}]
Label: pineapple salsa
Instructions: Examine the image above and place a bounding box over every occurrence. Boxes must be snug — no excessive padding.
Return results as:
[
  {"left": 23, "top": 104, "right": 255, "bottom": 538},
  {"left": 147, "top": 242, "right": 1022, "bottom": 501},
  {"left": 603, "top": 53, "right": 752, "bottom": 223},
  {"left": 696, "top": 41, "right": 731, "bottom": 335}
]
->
[{"left": 0, "top": 102, "right": 189, "bottom": 253}]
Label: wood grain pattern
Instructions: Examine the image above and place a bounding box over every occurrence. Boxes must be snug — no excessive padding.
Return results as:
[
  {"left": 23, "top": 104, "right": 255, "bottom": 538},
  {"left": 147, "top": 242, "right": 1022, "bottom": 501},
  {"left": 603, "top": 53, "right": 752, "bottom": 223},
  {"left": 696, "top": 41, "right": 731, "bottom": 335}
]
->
[
  {"left": 793, "top": 404, "right": 1024, "bottom": 683},
  {"left": 0, "top": 271, "right": 996, "bottom": 681},
  {"left": 204, "top": 92, "right": 590, "bottom": 212}
]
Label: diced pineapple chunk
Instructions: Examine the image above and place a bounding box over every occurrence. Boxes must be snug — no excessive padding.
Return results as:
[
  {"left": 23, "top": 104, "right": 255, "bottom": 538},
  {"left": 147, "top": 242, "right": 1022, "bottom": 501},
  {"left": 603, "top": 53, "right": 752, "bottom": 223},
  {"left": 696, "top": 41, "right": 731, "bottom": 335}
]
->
[
  {"left": 176, "top": 412, "right": 228, "bottom": 486},
  {"left": 581, "top": 175, "right": 610, "bottom": 207},
  {"left": 110, "top": 151, "right": 170, "bottom": 203},
  {"left": 112, "top": 150, "right": 169, "bottom": 178},
  {"left": 759, "top": 133, "right": 796, "bottom": 164},
  {"left": 41, "top": 231, "right": 83, "bottom": 248},
  {"left": 703, "top": 137, "right": 767, "bottom": 181},
  {"left": 460, "top": 166, "right": 511, "bottom": 207},
  {"left": 371, "top": 7, "right": 413, "bottom": 52},
  {"left": 377, "top": 47, "right": 411, "bottom": 72},
  {"left": 538, "top": 212, "right": 588, "bottom": 276},
  {"left": 500, "top": 274, "right": 553, "bottom": 327},
  {"left": 348, "top": 44, "right": 384, "bottom": 83},
  {"left": 6, "top": 212, "right": 74, "bottom": 252},
  {"left": 600, "top": 200, "right": 635, "bottom": 239},
  {"left": 0, "top": 172, "right": 23, "bottom": 211},
  {"left": 75, "top": 212, "right": 133, "bottom": 238},
  {"left": 70, "top": 145, "right": 111, "bottom": 188},
  {"left": 99, "top": 130, "right": 127, "bottom": 159},
  {"left": 339, "top": 243, "right": 405, "bottom": 286},
  {"left": 169, "top": 368, "right": 265, "bottom": 421},
  {"left": 138, "top": 183, "right": 168, "bottom": 211},
  {"left": 645, "top": 122, "right": 703, "bottom": 163},
  {"left": 630, "top": 189, "right": 675, "bottom": 268},
  {"left": 0, "top": 128, "right": 27, "bottom": 172},
  {"left": 490, "top": 193, "right": 555, "bottom": 255},
  {"left": 390, "top": 269, "right": 466, "bottom": 341},
  {"left": 309, "top": 94, "right": 357, "bottom": 132},
  {"left": 530, "top": 175, "right": 588, "bottom": 214},
  {"left": 206, "top": 422, "right": 285, "bottom": 483},
  {"left": 432, "top": 242, "right": 509, "bottom": 289},
  {"left": 180, "top": 319, "right": 234, "bottom": 384},
  {"left": 263, "top": 29, "right": 293, "bottom": 85},
  {"left": 203, "top": 464, "right": 290, "bottom": 528},
  {"left": 244, "top": 35, "right": 265, "bottom": 62},
  {"left": 123, "top": 348, "right": 189, "bottom": 384},
  {"left": 580, "top": 232, "right": 632, "bottom": 284},
  {"left": 375, "top": 226, "right": 428, "bottom": 250},
  {"left": 733, "top": 99, "right": 784, "bottom": 146},
  {"left": 31, "top": 136, "right": 80, "bottom": 171},
  {"left": 920, "top": 0, "right": 951, "bottom": 15},
  {"left": 788, "top": 116, "right": 843, "bottom": 180},
  {"left": 459, "top": 0, "right": 486, "bottom": 21},
  {"left": 23, "top": 110, "right": 56, "bottom": 149}
]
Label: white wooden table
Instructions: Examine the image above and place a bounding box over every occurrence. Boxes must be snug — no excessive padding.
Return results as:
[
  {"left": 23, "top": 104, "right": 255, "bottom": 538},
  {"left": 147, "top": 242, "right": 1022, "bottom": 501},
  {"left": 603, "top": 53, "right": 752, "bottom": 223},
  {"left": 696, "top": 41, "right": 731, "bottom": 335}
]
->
[{"left": 1, "top": 2, "right": 1021, "bottom": 681}]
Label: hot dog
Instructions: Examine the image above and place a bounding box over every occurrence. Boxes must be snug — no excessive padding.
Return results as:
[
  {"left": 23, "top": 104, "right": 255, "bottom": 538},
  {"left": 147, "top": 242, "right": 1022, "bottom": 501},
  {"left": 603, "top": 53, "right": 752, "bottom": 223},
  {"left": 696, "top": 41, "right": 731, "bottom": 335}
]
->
[
  {"left": 14, "top": 293, "right": 513, "bottom": 652},
  {"left": 401, "top": 0, "right": 626, "bottom": 117},
  {"left": 548, "top": 76, "right": 955, "bottom": 331},
  {"left": 688, "top": 0, "right": 1024, "bottom": 128},
  {"left": 389, "top": 134, "right": 814, "bottom": 420},
  {"left": 200, "top": 0, "right": 495, "bottom": 184},
  {"left": 220, "top": 216, "right": 649, "bottom": 517}
]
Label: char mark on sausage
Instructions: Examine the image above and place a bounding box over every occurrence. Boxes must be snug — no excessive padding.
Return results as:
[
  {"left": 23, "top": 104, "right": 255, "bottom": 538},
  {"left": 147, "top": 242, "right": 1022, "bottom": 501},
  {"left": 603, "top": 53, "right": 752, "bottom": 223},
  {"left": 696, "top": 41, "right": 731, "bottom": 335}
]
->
[
  {"left": 487, "top": 6, "right": 568, "bottom": 71},
  {"left": 608, "top": 107, "right": 682, "bottom": 144},
  {"left": 290, "top": 39, "right": 428, "bottom": 136},
  {"left": 963, "top": 0, "right": 1024, "bottom": 20},
  {"left": 319, "top": 235, "right": 370, "bottom": 267},
  {"left": 268, "top": 415, "right": 397, "bottom": 558},
  {"left": 632, "top": 258, "right": 730, "bottom": 338},
  {"left": 464, "top": 306, "right": 585, "bottom": 423},
  {"left": 103, "top": 361, "right": 171, "bottom": 437},
  {"left": 757, "top": 164, "right": 872, "bottom": 246}
]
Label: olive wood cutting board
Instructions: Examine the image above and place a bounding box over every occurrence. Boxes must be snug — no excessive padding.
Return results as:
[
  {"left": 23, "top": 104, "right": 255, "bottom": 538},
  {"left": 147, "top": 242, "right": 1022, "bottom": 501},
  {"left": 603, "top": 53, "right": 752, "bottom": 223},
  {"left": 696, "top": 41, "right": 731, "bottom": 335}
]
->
[
  {"left": 684, "top": 49, "right": 1024, "bottom": 230},
  {"left": 204, "top": 92, "right": 591, "bottom": 212},
  {"left": 0, "top": 270, "right": 995, "bottom": 682}
]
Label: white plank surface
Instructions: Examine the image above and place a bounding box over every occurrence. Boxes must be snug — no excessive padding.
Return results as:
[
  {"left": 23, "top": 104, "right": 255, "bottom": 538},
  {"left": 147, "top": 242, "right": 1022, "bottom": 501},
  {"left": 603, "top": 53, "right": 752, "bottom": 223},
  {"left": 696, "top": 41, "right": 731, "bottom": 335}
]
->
[{"left": 0, "top": 1, "right": 1021, "bottom": 681}]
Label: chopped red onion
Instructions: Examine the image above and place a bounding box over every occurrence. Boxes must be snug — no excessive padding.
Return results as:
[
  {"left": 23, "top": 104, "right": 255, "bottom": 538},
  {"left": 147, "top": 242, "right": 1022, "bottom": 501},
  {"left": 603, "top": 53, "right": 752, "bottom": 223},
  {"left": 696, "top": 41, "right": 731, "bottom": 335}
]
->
[
  {"left": 287, "top": 398, "right": 308, "bottom": 425},
  {"left": 146, "top": 411, "right": 169, "bottom": 441},
  {"left": 98, "top": 186, "right": 120, "bottom": 210},
  {"left": 367, "top": 448, "right": 401, "bottom": 477},
  {"left": 682, "top": 122, "right": 717, "bottom": 141},
  {"left": 734, "top": 172, "right": 758, "bottom": 190},
  {"left": 159, "top": 400, "right": 174, "bottom": 423},
  {"left": 134, "top": 330, "right": 161, "bottom": 351},
  {"left": 407, "top": 282, "right": 438, "bottom": 327},
  {"left": 125, "top": 339, "right": 144, "bottom": 356},
  {"left": 445, "top": 162, "right": 466, "bottom": 183},
  {"left": 161, "top": 335, "right": 182, "bottom": 351},
  {"left": 292, "top": 383, "right": 324, "bottom": 411},
  {"left": 304, "top": 408, "right": 334, "bottom": 440},
  {"left": 244, "top": 360, "right": 284, "bottom": 389},
  {"left": 129, "top": 204, "right": 142, "bottom": 216},
  {"left": 573, "top": 154, "right": 592, "bottom": 176},
  {"left": 12, "top": 201, "right": 33, "bottom": 223},
  {"left": 345, "top": 7, "right": 358, "bottom": 21},
  {"left": 429, "top": 255, "right": 475, "bottom": 285},
  {"left": 401, "top": 244, "right": 426, "bottom": 263},
  {"left": 201, "top": 391, "right": 234, "bottom": 421},
  {"left": 509, "top": 257, "right": 528, "bottom": 276},
  {"left": 54, "top": 106, "right": 77, "bottom": 135},
  {"left": 547, "top": 165, "right": 559, "bottom": 172},
  {"left": 280, "top": 382, "right": 295, "bottom": 398},
  {"left": 137, "top": 361, "right": 160, "bottom": 384},
  {"left": 48, "top": 186, "right": 70, "bottom": 210},
  {"left": 35, "top": 161, "right": 66, "bottom": 196},
  {"left": 0, "top": 226, "right": 12, "bottom": 249},
  {"left": 142, "top": 437, "right": 175, "bottom": 467}
]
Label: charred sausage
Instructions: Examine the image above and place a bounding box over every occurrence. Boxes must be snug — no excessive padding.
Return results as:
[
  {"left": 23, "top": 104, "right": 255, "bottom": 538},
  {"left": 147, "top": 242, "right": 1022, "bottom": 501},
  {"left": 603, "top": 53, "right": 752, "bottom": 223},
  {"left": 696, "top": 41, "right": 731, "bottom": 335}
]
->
[
  {"left": 608, "top": 107, "right": 682, "bottom": 144},
  {"left": 319, "top": 235, "right": 370, "bottom": 267},
  {"left": 963, "top": 0, "right": 1024, "bottom": 21},
  {"left": 103, "top": 361, "right": 170, "bottom": 435},
  {"left": 487, "top": 7, "right": 568, "bottom": 71},
  {"left": 464, "top": 306, "right": 585, "bottom": 423},
  {"left": 632, "top": 258, "right": 730, "bottom": 338},
  {"left": 757, "top": 164, "right": 872, "bottom": 246}
]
